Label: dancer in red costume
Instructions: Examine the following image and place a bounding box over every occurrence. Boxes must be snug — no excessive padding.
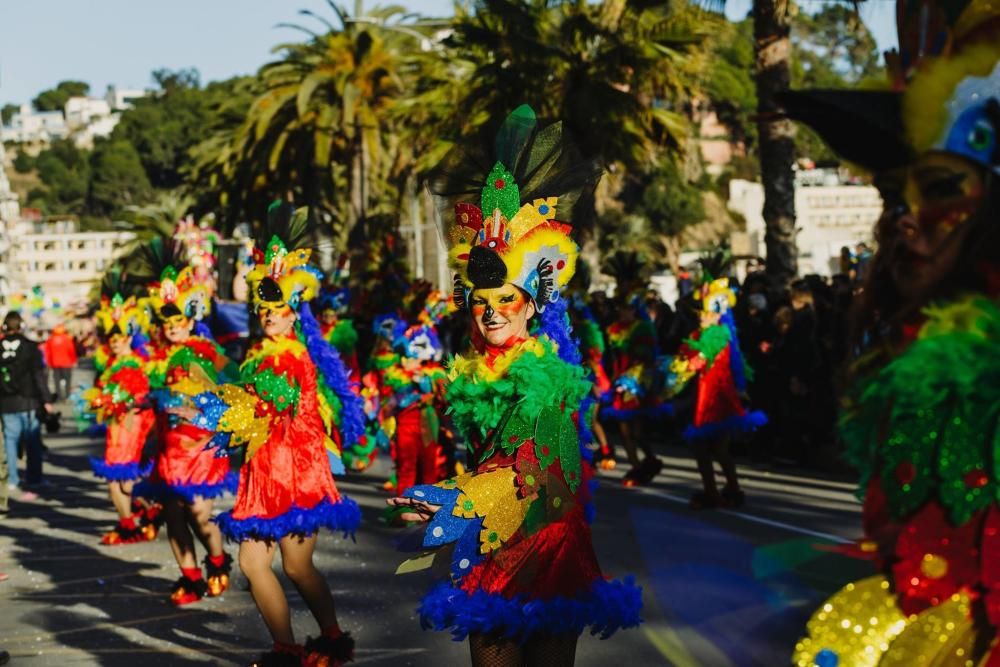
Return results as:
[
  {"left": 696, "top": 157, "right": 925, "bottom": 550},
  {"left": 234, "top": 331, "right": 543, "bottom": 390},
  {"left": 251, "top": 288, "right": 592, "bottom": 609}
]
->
[
  {"left": 384, "top": 324, "right": 448, "bottom": 495},
  {"left": 665, "top": 276, "right": 766, "bottom": 509},
  {"left": 86, "top": 290, "right": 159, "bottom": 545},
  {"left": 606, "top": 294, "right": 664, "bottom": 486},
  {"left": 388, "top": 106, "right": 641, "bottom": 667},
  {"left": 191, "top": 206, "right": 364, "bottom": 667},
  {"left": 138, "top": 258, "right": 238, "bottom": 606}
]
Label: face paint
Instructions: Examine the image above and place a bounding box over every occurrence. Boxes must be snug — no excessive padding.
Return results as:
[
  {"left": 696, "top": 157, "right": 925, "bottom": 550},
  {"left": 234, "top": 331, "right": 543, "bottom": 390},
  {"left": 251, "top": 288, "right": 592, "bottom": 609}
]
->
[
  {"left": 470, "top": 283, "right": 535, "bottom": 348},
  {"left": 888, "top": 152, "right": 987, "bottom": 295},
  {"left": 109, "top": 334, "right": 132, "bottom": 357},
  {"left": 162, "top": 315, "right": 194, "bottom": 343},
  {"left": 258, "top": 303, "right": 296, "bottom": 338}
]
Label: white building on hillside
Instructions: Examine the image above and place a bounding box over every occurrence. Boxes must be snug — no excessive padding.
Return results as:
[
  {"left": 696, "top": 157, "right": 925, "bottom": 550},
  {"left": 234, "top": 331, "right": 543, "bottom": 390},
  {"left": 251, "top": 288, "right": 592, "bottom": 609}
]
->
[
  {"left": 64, "top": 96, "right": 112, "bottom": 129},
  {"left": 728, "top": 173, "right": 882, "bottom": 276},
  {"left": 6, "top": 219, "right": 134, "bottom": 306},
  {"left": 0, "top": 104, "right": 68, "bottom": 144},
  {"left": 105, "top": 85, "right": 147, "bottom": 111}
]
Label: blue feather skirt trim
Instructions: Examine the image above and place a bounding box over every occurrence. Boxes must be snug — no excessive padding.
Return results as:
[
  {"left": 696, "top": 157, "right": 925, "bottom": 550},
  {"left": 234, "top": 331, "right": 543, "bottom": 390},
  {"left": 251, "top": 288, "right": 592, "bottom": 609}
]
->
[
  {"left": 418, "top": 576, "right": 644, "bottom": 642},
  {"left": 133, "top": 471, "right": 239, "bottom": 504},
  {"left": 215, "top": 496, "right": 361, "bottom": 543},
  {"left": 89, "top": 457, "right": 154, "bottom": 482},
  {"left": 601, "top": 403, "right": 674, "bottom": 421},
  {"left": 683, "top": 410, "right": 768, "bottom": 442}
]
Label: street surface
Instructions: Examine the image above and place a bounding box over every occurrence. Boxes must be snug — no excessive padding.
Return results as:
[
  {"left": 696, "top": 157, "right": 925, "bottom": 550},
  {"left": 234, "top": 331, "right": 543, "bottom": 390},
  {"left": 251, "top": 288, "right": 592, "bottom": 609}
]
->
[{"left": 1, "top": 383, "right": 872, "bottom": 666}]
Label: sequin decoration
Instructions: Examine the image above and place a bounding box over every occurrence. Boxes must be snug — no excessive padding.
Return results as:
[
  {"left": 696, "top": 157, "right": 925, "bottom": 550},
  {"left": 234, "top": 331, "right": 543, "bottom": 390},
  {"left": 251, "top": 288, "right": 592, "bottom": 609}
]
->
[
  {"left": 481, "top": 162, "right": 520, "bottom": 220},
  {"left": 792, "top": 576, "right": 908, "bottom": 667},
  {"left": 214, "top": 384, "right": 270, "bottom": 459},
  {"left": 251, "top": 368, "right": 300, "bottom": 413},
  {"left": 891, "top": 501, "right": 980, "bottom": 616},
  {"left": 876, "top": 592, "right": 975, "bottom": 666},
  {"left": 880, "top": 407, "right": 938, "bottom": 518},
  {"left": 937, "top": 402, "right": 992, "bottom": 525}
]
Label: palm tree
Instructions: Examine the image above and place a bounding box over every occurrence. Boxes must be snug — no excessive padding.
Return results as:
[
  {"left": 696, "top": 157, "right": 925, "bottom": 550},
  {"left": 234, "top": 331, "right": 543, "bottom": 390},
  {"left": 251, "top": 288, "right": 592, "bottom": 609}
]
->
[
  {"left": 752, "top": 0, "right": 798, "bottom": 283},
  {"left": 190, "top": 2, "right": 423, "bottom": 240}
]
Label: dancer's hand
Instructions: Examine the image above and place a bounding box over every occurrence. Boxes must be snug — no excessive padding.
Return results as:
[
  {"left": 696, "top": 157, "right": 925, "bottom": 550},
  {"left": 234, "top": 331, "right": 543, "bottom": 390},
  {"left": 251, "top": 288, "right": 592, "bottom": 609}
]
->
[
  {"left": 386, "top": 496, "right": 441, "bottom": 522},
  {"left": 166, "top": 406, "right": 199, "bottom": 422}
]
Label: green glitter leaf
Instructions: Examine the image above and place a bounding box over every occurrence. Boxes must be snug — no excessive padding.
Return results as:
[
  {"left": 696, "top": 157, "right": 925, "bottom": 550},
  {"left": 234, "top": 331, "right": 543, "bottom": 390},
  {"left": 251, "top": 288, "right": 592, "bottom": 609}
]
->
[
  {"left": 480, "top": 162, "right": 520, "bottom": 220},
  {"left": 938, "top": 401, "right": 993, "bottom": 524},
  {"left": 252, "top": 368, "right": 300, "bottom": 413},
  {"left": 879, "top": 405, "right": 938, "bottom": 518},
  {"left": 557, "top": 410, "right": 582, "bottom": 493}
]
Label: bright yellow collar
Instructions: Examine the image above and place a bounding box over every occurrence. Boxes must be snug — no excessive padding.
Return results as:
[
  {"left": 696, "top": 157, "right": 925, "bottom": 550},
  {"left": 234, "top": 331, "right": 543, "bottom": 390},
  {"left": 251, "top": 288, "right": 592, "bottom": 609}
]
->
[{"left": 449, "top": 337, "right": 545, "bottom": 383}]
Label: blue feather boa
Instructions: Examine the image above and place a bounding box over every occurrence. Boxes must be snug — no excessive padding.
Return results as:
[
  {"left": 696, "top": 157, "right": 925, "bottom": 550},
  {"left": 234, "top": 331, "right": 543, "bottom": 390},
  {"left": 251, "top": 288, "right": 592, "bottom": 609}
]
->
[
  {"left": 89, "top": 458, "right": 154, "bottom": 482},
  {"left": 297, "top": 303, "right": 365, "bottom": 447},
  {"left": 536, "top": 299, "right": 581, "bottom": 366},
  {"left": 133, "top": 471, "right": 239, "bottom": 504},
  {"left": 215, "top": 496, "right": 361, "bottom": 543},
  {"left": 418, "top": 576, "right": 643, "bottom": 642},
  {"left": 683, "top": 410, "right": 767, "bottom": 442}
]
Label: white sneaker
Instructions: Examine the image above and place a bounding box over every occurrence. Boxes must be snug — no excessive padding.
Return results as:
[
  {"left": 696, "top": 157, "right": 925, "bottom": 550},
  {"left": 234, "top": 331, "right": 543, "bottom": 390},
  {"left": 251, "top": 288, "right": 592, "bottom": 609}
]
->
[{"left": 18, "top": 489, "right": 38, "bottom": 501}]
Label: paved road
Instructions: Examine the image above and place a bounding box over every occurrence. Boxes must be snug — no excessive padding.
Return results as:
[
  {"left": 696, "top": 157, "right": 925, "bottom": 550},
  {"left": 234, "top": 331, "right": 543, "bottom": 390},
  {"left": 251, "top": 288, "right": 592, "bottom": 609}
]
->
[{"left": 0, "top": 399, "right": 873, "bottom": 666}]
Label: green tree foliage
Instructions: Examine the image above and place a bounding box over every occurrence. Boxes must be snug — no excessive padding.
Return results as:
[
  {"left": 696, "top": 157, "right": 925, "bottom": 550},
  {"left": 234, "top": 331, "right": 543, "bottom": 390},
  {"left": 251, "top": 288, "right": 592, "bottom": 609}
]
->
[
  {"left": 792, "top": 5, "right": 880, "bottom": 87},
  {"left": 188, "top": 4, "right": 415, "bottom": 235},
  {"left": 601, "top": 157, "right": 705, "bottom": 273},
  {"left": 1, "top": 103, "right": 18, "bottom": 125},
  {"left": 32, "top": 80, "right": 90, "bottom": 112},
  {"left": 705, "top": 9, "right": 880, "bottom": 165},
  {"left": 703, "top": 18, "right": 756, "bottom": 146},
  {"left": 31, "top": 139, "right": 91, "bottom": 213},
  {"left": 88, "top": 139, "right": 153, "bottom": 216},
  {"left": 113, "top": 69, "right": 252, "bottom": 190}
]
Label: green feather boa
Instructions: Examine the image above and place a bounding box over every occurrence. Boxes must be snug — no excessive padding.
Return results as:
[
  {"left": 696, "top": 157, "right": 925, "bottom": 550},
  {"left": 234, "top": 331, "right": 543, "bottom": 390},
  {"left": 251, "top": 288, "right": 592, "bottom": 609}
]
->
[{"left": 842, "top": 295, "right": 1000, "bottom": 525}]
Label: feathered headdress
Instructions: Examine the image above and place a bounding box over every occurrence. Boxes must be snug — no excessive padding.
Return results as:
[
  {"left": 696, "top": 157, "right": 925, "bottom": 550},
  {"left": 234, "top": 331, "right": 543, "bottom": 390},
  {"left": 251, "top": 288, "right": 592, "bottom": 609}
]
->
[
  {"left": 435, "top": 105, "right": 601, "bottom": 311},
  {"left": 246, "top": 202, "right": 322, "bottom": 310},
  {"left": 95, "top": 293, "right": 147, "bottom": 338},
  {"left": 149, "top": 265, "right": 212, "bottom": 322},
  {"left": 130, "top": 238, "right": 212, "bottom": 322},
  {"left": 781, "top": 0, "right": 1000, "bottom": 173}
]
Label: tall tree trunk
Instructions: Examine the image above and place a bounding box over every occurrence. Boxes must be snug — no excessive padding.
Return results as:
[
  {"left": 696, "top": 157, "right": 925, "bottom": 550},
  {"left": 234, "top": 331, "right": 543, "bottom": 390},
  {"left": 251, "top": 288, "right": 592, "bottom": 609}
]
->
[{"left": 753, "top": 0, "right": 798, "bottom": 284}]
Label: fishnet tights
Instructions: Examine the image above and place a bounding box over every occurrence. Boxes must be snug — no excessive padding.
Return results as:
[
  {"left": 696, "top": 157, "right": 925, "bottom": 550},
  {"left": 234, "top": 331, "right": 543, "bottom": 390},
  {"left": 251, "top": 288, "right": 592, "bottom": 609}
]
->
[{"left": 469, "top": 633, "right": 577, "bottom": 667}]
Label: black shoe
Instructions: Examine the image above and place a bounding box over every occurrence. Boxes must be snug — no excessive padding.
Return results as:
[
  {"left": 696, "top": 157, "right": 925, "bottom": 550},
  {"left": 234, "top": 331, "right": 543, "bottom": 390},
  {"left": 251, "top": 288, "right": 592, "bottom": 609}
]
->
[
  {"left": 204, "top": 553, "right": 233, "bottom": 597},
  {"left": 303, "top": 632, "right": 354, "bottom": 666}
]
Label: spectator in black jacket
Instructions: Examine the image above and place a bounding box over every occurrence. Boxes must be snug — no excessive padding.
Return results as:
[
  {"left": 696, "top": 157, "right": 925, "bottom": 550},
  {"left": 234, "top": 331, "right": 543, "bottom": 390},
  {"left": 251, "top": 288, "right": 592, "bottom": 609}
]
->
[{"left": 0, "top": 312, "right": 55, "bottom": 499}]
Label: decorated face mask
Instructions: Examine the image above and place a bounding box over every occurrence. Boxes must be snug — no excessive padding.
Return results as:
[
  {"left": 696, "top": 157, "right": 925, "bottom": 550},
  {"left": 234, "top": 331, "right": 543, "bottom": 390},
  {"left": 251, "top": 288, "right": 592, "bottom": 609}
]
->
[
  {"left": 394, "top": 325, "right": 443, "bottom": 362},
  {"left": 246, "top": 235, "right": 321, "bottom": 313},
  {"left": 373, "top": 313, "right": 406, "bottom": 343},
  {"left": 697, "top": 278, "right": 737, "bottom": 325}
]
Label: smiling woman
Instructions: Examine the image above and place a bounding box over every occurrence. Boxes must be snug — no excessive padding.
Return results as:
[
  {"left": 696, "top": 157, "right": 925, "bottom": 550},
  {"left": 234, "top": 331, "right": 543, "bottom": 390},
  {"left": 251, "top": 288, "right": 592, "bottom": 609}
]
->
[
  {"left": 387, "top": 105, "right": 641, "bottom": 667},
  {"left": 469, "top": 284, "right": 535, "bottom": 347}
]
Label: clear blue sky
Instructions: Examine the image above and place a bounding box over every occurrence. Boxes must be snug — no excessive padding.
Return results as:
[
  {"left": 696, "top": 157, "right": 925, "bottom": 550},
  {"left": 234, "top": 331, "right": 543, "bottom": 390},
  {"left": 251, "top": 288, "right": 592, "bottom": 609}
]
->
[{"left": 0, "top": 0, "right": 898, "bottom": 109}]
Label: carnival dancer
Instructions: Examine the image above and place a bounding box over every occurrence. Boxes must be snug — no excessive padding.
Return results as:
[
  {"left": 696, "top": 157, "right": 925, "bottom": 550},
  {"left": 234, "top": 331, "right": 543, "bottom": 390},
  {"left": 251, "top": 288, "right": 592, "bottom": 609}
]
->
[
  {"left": 317, "top": 286, "right": 360, "bottom": 381},
  {"left": 384, "top": 324, "right": 448, "bottom": 495},
  {"left": 569, "top": 298, "right": 614, "bottom": 470},
  {"left": 138, "top": 254, "right": 238, "bottom": 606},
  {"left": 664, "top": 276, "right": 766, "bottom": 509},
  {"left": 782, "top": 1, "right": 1000, "bottom": 664},
  {"left": 388, "top": 105, "right": 642, "bottom": 666},
  {"left": 190, "top": 207, "right": 364, "bottom": 667},
  {"left": 85, "top": 290, "right": 159, "bottom": 544},
  {"left": 605, "top": 293, "right": 663, "bottom": 486}
]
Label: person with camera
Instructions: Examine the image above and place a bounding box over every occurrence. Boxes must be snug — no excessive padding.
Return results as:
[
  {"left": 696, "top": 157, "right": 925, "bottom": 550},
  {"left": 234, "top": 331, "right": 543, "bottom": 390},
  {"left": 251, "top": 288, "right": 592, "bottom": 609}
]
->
[{"left": 0, "top": 312, "right": 56, "bottom": 500}]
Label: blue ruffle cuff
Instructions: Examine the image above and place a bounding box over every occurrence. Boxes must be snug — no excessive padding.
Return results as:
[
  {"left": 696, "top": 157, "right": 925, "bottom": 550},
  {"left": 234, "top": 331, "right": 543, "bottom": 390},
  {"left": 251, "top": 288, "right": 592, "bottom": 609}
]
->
[
  {"left": 418, "top": 576, "right": 644, "bottom": 642},
  {"left": 214, "top": 496, "right": 361, "bottom": 543},
  {"left": 683, "top": 410, "right": 768, "bottom": 442},
  {"left": 133, "top": 471, "right": 239, "bottom": 504},
  {"left": 89, "top": 458, "right": 154, "bottom": 482}
]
